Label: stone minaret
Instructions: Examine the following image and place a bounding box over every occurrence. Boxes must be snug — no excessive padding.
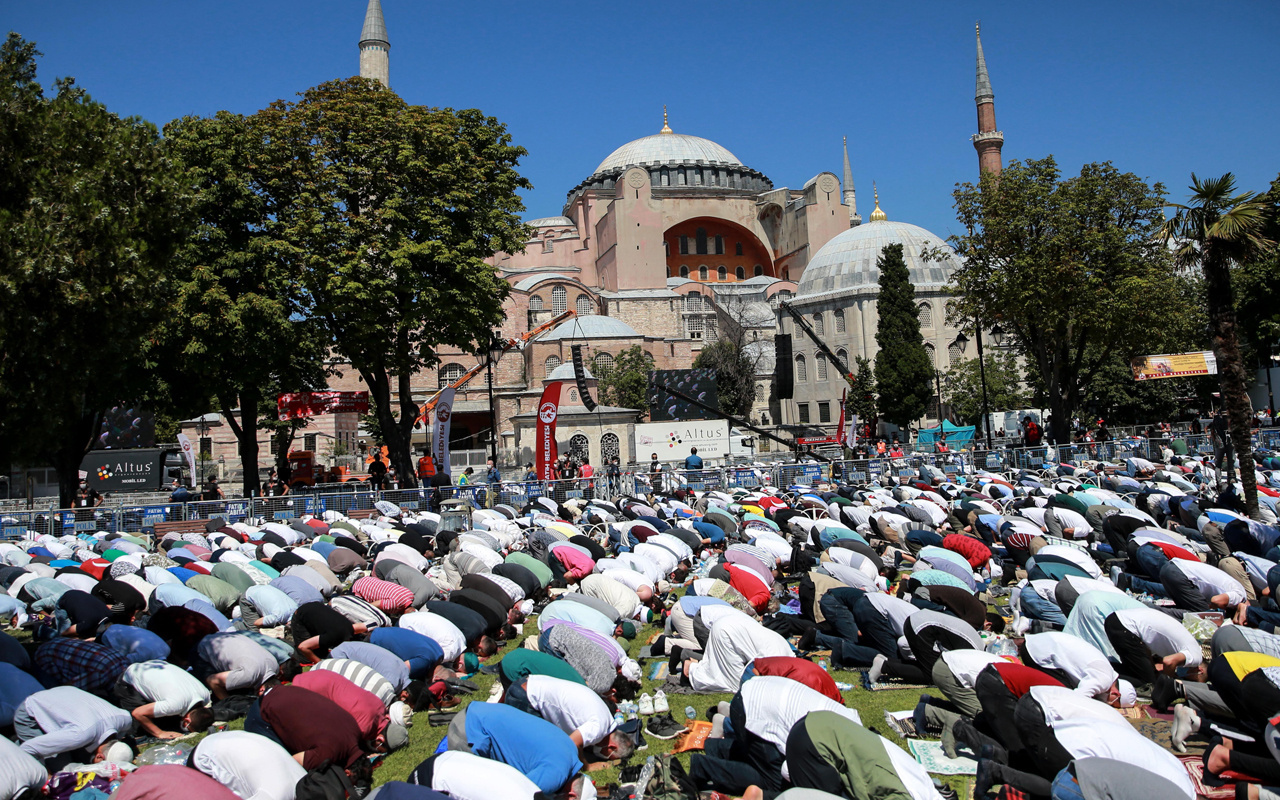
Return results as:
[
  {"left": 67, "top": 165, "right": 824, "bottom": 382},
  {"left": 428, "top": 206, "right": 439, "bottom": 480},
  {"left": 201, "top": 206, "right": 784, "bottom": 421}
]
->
[
  {"left": 359, "top": 0, "right": 390, "bottom": 88},
  {"left": 842, "top": 137, "right": 862, "bottom": 228},
  {"left": 972, "top": 23, "right": 1004, "bottom": 176}
]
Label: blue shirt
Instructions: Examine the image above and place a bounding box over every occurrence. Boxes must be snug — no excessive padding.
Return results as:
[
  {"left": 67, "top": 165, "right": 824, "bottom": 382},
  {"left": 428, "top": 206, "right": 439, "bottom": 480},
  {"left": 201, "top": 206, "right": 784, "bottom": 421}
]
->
[
  {"left": 462, "top": 703, "right": 582, "bottom": 793},
  {"left": 0, "top": 663, "right": 43, "bottom": 726},
  {"left": 331, "top": 641, "right": 410, "bottom": 691},
  {"left": 182, "top": 598, "right": 233, "bottom": 632},
  {"left": 692, "top": 521, "right": 726, "bottom": 544},
  {"left": 99, "top": 625, "right": 170, "bottom": 664},
  {"left": 369, "top": 628, "right": 444, "bottom": 680},
  {"left": 683, "top": 454, "right": 703, "bottom": 469},
  {"left": 154, "top": 583, "right": 207, "bottom": 609},
  {"left": 244, "top": 585, "right": 298, "bottom": 627},
  {"left": 269, "top": 575, "right": 324, "bottom": 607},
  {"left": 537, "top": 599, "right": 615, "bottom": 638}
]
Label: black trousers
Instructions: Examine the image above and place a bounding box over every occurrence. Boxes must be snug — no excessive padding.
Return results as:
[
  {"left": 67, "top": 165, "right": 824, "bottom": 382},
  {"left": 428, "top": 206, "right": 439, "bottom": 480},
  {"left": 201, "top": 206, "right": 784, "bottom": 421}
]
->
[
  {"left": 688, "top": 695, "right": 784, "bottom": 793},
  {"left": 905, "top": 621, "right": 973, "bottom": 678},
  {"left": 1159, "top": 561, "right": 1210, "bottom": 612},
  {"left": 1013, "top": 696, "right": 1074, "bottom": 776},
  {"left": 1103, "top": 612, "right": 1157, "bottom": 687},
  {"left": 784, "top": 718, "right": 845, "bottom": 796},
  {"left": 974, "top": 668, "right": 1026, "bottom": 758}
]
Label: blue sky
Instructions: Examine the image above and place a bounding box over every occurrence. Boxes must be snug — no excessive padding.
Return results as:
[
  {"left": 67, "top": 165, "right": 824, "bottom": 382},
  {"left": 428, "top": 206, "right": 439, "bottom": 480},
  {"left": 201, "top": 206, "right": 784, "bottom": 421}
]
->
[{"left": 9, "top": 1, "right": 1278, "bottom": 240}]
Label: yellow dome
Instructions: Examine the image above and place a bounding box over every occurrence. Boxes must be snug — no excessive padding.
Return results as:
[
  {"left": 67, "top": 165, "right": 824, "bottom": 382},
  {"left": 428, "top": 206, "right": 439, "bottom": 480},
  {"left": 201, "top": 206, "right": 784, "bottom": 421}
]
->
[{"left": 869, "top": 183, "right": 887, "bottom": 222}]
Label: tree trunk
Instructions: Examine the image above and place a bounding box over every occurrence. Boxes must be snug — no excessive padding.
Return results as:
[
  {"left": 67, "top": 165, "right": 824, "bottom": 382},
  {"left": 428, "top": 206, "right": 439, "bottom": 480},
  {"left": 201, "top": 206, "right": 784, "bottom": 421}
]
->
[
  {"left": 395, "top": 368, "right": 420, "bottom": 489},
  {"left": 221, "top": 389, "right": 262, "bottom": 497},
  {"left": 364, "top": 367, "right": 416, "bottom": 491},
  {"left": 1203, "top": 254, "right": 1259, "bottom": 518},
  {"left": 53, "top": 409, "right": 104, "bottom": 510}
]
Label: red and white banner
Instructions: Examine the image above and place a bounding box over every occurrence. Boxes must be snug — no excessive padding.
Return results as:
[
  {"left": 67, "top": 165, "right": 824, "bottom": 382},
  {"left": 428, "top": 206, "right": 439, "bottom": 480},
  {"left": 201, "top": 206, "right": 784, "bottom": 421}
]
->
[
  {"left": 177, "top": 433, "right": 198, "bottom": 488},
  {"left": 277, "top": 391, "right": 369, "bottom": 421},
  {"left": 433, "top": 388, "right": 455, "bottom": 475},
  {"left": 847, "top": 414, "right": 859, "bottom": 449},
  {"left": 536, "top": 382, "right": 562, "bottom": 481},
  {"left": 836, "top": 390, "right": 846, "bottom": 447}
]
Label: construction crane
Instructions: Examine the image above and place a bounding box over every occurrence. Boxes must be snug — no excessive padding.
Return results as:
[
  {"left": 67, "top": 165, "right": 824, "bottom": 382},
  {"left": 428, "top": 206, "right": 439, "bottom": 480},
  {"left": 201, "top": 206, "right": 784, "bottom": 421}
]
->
[
  {"left": 416, "top": 309, "right": 577, "bottom": 426},
  {"left": 779, "top": 301, "right": 856, "bottom": 388}
]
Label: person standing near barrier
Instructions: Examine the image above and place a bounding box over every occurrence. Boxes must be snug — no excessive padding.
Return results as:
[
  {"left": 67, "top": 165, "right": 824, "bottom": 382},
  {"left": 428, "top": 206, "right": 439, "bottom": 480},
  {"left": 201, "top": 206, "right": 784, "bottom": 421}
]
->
[
  {"left": 417, "top": 451, "right": 436, "bottom": 483},
  {"left": 485, "top": 458, "right": 501, "bottom": 508},
  {"left": 368, "top": 453, "right": 387, "bottom": 491},
  {"left": 578, "top": 458, "right": 594, "bottom": 501},
  {"left": 606, "top": 458, "right": 620, "bottom": 497}
]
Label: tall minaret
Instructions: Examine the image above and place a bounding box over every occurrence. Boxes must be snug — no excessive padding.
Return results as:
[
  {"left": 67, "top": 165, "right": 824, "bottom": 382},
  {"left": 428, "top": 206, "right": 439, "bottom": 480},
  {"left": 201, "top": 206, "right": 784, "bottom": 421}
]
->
[
  {"left": 972, "top": 23, "right": 1004, "bottom": 176},
  {"left": 842, "top": 137, "right": 862, "bottom": 228},
  {"left": 359, "top": 0, "right": 390, "bottom": 88}
]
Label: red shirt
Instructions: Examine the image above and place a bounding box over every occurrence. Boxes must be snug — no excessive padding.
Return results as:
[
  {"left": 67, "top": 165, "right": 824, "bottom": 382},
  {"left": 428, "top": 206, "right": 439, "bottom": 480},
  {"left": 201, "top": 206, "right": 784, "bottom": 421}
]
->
[
  {"left": 259, "top": 684, "right": 365, "bottom": 770},
  {"left": 551, "top": 546, "right": 595, "bottom": 581},
  {"left": 353, "top": 576, "right": 415, "bottom": 614},
  {"left": 724, "top": 564, "right": 770, "bottom": 614},
  {"left": 943, "top": 533, "right": 993, "bottom": 570},
  {"left": 751, "top": 656, "right": 843, "bottom": 703},
  {"left": 292, "top": 668, "right": 389, "bottom": 741},
  {"left": 989, "top": 662, "right": 1063, "bottom": 698}
]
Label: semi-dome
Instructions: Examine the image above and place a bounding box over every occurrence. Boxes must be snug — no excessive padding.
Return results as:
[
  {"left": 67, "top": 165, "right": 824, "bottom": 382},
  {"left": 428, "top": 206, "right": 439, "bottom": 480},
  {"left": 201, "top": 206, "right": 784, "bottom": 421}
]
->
[
  {"left": 547, "top": 362, "right": 595, "bottom": 381},
  {"left": 594, "top": 133, "right": 743, "bottom": 175},
  {"left": 798, "top": 219, "right": 960, "bottom": 297},
  {"left": 539, "top": 314, "right": 640, "bottom": 341}
]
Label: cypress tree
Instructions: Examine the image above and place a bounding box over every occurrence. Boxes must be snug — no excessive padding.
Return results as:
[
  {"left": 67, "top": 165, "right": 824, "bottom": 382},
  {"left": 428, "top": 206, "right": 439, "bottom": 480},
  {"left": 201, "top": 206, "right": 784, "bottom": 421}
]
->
[{"left": 873, "top": 243, "right": 934, "bottom": 427}]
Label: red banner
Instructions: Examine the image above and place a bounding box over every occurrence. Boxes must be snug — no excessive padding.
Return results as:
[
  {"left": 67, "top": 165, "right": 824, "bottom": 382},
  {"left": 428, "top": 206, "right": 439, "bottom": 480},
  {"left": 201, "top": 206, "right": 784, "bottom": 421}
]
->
[
  {"left": 536, "top": 382, "right": 562, "bottom": 481},
  {"left": 277, "top": 392, "right": 369, "bottom": 421},
  {"left": 836, "top": 389, "right": 847, "bottom": 446}
]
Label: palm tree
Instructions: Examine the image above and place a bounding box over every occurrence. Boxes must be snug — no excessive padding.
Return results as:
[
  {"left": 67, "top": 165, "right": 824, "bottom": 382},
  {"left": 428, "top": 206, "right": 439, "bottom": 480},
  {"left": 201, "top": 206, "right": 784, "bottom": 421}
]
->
[{"left": 1159, "top": 173, "right": 1275, "bottom": 518}]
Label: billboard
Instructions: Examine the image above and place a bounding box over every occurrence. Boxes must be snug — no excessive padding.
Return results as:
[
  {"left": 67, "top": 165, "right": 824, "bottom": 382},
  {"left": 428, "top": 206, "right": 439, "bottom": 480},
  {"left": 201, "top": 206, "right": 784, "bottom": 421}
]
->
[
  {"left": 647, "top": 369, "right": 719, "bottom": 421},
  {"left": 635, "top": 420, "right": 731, "bottom": 463},
  {"left": 1131, "top": 351, "right": 1218, "bottom": 381},
  {"left": 94, "top": 406, "right": 156, "bottom": 449},
  {"left": 277, "top": 391, "right": 370, "bottom": 420}
]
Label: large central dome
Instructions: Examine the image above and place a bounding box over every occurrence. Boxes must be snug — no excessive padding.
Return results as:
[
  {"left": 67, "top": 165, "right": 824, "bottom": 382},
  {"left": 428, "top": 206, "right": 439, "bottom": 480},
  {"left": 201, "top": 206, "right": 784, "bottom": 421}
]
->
[
  {"left": 594, "top": 133, "right": 743, "bottom": 175},
  {"left": 798, "top": 219, "right": 960, "bottom": 297}
]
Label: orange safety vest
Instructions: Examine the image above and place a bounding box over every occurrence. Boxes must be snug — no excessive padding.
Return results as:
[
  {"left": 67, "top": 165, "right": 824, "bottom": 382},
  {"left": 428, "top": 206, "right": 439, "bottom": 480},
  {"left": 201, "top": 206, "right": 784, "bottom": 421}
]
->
[{"left": 417, "top": 456, "right": 436, "bottom": 478}]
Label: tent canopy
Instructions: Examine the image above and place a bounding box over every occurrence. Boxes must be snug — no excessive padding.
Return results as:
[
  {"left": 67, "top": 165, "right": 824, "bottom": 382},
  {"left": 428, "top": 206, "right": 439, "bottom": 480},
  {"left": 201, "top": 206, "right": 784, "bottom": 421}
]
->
[{"left": 917, "top": 421, "right": 976, "bottom": 447}]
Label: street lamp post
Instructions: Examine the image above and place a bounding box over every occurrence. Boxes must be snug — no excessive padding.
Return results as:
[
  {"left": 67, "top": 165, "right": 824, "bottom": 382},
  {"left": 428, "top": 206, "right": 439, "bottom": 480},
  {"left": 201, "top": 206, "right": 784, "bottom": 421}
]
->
[
  {"left": 955, "top": 323, "right": 994, "bottom": 451},
  {"left": 1268, "top": 346, "right": 1278, "bottom": 424},
  {"left": 485, "top": 333, "right": 505, "bottom": 464}
]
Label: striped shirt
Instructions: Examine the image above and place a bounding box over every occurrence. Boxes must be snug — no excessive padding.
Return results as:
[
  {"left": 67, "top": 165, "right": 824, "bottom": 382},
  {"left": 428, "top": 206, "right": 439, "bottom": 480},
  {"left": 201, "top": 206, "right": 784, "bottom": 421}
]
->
[
  {"left": 312, "top": 658, "right": 396, "bottom": 707},
  {"left": 352, "top": 576, "right": 414, "bottom": 614}
]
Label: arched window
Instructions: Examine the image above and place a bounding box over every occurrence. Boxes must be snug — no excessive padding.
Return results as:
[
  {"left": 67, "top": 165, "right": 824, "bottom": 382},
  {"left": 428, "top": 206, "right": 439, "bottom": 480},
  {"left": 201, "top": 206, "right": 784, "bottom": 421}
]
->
[
  {"left": 529, "top": 295, "right": 544, "bottom": 311},
  {"left": 695, "top": 227, "right": 708, "bottom": 255},
  {"left": 754, "top": 265, "right": 764, "bottom": 276},
  {"left": 679, "top": 265, "right": 689, "bottom": 278},
  {"left": 601, "top": 432, "right": 620, "bottom": 464},
  {"left": 714, "top": 235, "right": 724, "bottom": 255},
  {"left": 569, "top": 434, "right": 589, "bottom": 461},
  {"left": 836, "top": 348, "right": 849, "bottom": 368},
  {"left": 686, "top": 293, "right": 702, "bottom": 312},
  {"left": 551, "top": 286, "right": 567, "bottom": 314},
  {"left": 576, "top": 294, "right": 593, "bottom": 316},
  {"left": 717, "top": 266, "right": 727, "bottom": 281},
  {"left": 735, "top": 266, "right": 745, "bottom": 280},
  {"left": 813, "top": 314, "right": 824, "bottom": 336},
  {"left": 545, "top": 355, "right": 561, "bottom": 376},
  {"left": 924, "top": 343, "right": 936, "bottom": 367},
  {"left": 947, "top": 340, "right": 963, "bottom": 366},
  {"left": 698, "top": 265, "right": 708, "bottom": 281},
  {"left": 735, "top": 242, "right": 744, "bottom": 256},
  {"left": 795, "top": 354, "right": 807, "bottom": 382},
  {"left": 438, "top": 363, "right": 466, "bottom": 388},
  {"left": 918, "top": 302, "right": 933, "bottom": 327},
  {"left": 816, "top": 353, "right": 828, "bottom": 381},
  {"left": 593, "top": 352, "right": 615, "bottom": 374},
  {"left": 834, "top": 309, "right": 846, "bottom": 333},
  {"left": 679, "top": 235, "right": 689, "bottom": 255}
]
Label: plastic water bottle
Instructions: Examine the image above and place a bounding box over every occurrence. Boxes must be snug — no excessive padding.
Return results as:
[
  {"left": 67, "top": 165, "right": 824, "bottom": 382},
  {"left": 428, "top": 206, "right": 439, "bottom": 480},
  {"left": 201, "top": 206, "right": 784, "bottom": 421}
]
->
[
  {"left": 635, "top": 756, "right": 657, "bottom": 794},
  {"left": 818, "top": 658, "right": 830, "bottom": 672},
  {"left": 684, "top": 705, "right": 696, "bottom": 721},
  {"left": 614, "top": 709, "right": 626, "bottom": 729}
]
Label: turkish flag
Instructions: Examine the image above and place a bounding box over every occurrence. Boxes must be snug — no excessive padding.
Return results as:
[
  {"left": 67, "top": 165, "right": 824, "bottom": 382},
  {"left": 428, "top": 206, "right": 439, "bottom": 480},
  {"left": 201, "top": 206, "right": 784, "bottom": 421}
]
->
[{"left": 536, "top": 382, "right": 562, "bottom": 481}]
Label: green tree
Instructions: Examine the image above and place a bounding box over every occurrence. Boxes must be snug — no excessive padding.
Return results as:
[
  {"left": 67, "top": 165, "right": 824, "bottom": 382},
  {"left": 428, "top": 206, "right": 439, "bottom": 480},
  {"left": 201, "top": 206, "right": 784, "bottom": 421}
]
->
[
  {"left": 0, "top": 35, "right": 188, "bottom": 507},
  {"left": 944, "top": 352, "right": 1028, "bottom": 426},
  {"left": 1234, "top": 173, "right": 1280, "bottom": 382},
  {"left": 874, "top": 244, "right": 934, "bottom": 427},
  {"left": 1159, "top": 173, "right": 1276, "bottom": 518},
  {"left": 692, "top": 340, "right": 756, "bottom": 419},
  {"left": 597, "top": 345, "right": 654, "bottom": 414},
  {"left": 165, "top": 111, "right": 329, "bottom": 496},
  {"left": 255, "top": 78, "right": 531, "bottom": 487},
  {"left": 847, "top": 356, "right": 878, "bottom": 423},
  {"left": 950, "top": 157, "right": 1191, "bottom": 445}
]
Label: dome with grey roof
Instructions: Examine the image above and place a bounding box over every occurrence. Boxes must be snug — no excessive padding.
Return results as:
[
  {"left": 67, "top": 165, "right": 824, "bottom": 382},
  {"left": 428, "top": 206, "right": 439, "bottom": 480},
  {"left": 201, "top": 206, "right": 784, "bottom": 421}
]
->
[
  {"left": 547, "top": 362, "right": 595, "bottom": 382},
  {"left": 798, "top": 220, "right": 960, "bottom": 297},
  {"left": 527, "top": 216, "right": 576, "bottom": 228},
  {"left": 594, "top": 134, "right": 742, "bottom": 175},
  {"left": 539, "top": 315, "right": 640, "bottom": 341}
]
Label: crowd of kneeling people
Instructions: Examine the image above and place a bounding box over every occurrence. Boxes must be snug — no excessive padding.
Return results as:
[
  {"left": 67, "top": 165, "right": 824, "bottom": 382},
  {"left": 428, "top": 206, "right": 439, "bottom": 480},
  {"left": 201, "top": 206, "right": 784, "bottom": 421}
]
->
[{"left": 1, "top": 446, "right": 1280, "bottom": 800}]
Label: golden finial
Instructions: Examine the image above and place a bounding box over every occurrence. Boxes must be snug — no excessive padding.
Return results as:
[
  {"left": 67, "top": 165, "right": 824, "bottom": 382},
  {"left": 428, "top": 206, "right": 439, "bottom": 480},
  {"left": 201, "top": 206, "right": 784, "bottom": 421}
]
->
[
  {"left": 660, "top": 105, "right": 673, "bottom": 135},
  {"left": 870, "top": 182, "right": 887, "bottom": 222},
  {"left": 976, "top": 21, "right": 981, "bottom": 35}
]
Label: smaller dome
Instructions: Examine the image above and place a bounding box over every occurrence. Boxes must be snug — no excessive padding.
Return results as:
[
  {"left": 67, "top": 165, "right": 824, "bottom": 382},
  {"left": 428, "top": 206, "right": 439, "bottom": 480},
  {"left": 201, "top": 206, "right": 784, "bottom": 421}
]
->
[
  {"left": 526, "top": 216, "right": 576, "bottom": 228},
  {"left": 594, "top": 134, "right": 743, "bottom": 175},
  {"left": 547, "top": 363, "right": 595, "bottom": 382},
  {"left": 539, "top": 315, "right": 640, "bottom": 341},
  {"left": 798, "top": 220, "right": 959, "bottom": 297}
]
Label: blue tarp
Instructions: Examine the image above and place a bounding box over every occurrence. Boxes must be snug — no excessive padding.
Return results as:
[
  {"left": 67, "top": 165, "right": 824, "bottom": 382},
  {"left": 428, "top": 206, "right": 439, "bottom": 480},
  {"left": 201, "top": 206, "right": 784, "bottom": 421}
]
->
[{"left": 917, "top": 421, "right": 976, "bottom": 448}]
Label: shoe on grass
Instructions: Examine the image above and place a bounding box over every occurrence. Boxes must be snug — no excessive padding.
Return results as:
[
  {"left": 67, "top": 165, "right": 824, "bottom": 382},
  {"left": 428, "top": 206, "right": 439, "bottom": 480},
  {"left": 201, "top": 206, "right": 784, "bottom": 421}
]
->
[
  {"left": 644, "top": 713, "right": 685, "bottom": 740},
  {"left": 653, "top": 689, "right": 669, "bottom": 714},
  {"left": 637, "top": 692, "right": 654, "bottom": 716}
]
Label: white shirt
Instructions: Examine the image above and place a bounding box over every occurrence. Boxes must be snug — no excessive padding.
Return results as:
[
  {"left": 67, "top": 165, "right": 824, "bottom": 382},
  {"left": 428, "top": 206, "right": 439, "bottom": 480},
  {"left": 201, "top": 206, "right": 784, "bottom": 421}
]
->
[
  {"left": 460, "top": 542, "right": 503, "bottom": 569},
  {"left": 633, "top": 543, "right": 679, "bottom": 577},
  {"left": 940, "top": 649, "right": 1004, "bottom": 688},
  {"left": 1027, "top": 685, "right": 1125, "bottom": 725},
  {"left": 1018, "top": 507, "right": 1048, "bottom": 527},
  {"left": 1034, "top": 545, "right": 1101, "bottom": 578},
  {"left": 1051, "top": 718, "right": 1194, "bottom": 799},
  {"left": 1112, "top": 607, "right": 1202, "bottom": 667},
  {"left": 1050, "top": 508, "right": 1091, "bottom": 538},
  {"left": 751, "top": 532, "right": 793, "bottom": 565},
  {"left": 425, "top": 750, "right": 539, "bottom": 800},
  {"left": 828, "top": 548, "right": 878, "bottom": 580},
  {"left": 594, "top": 567, "right": 652, "bottom": 595},
  {"left": 865, "top": 592, "right": 918, "bottom": 636},
  {"left": 607, "top": 554, "right": 663, "bottom": 584},
  {"left": 577, "top": 574, "right": 641, "bottom": 619},
  {"left": 122, "top": 659, "right": 211, "bottom": 718},
  {"left": 1024, "top": 631, "right": 1117, "bottom": 699},
  {"left": 192, "top": 730, "right": 306, "bottom": 800},
  {"left": 398, "top": 611, "right": 467, "bottom": 662},
  {"left": 649, "top": 533, "right": 694, "bottom": 562},
  {"left": 690, "top": 614, "right": 791, "bottom": 693},
  {"left": 526, "top": 675, "right": 616, "bottom": 746},
  {"left": 1168, "top": 559, "right": 1247, "bottom": 606},
  {"left": 0, "top": 738, "right": 45, "bottom": 800},
  {"left": 821, "top": 562, "right": 878, "bottom": 591},
  {"left": 741, "top": 676, "right": 861, "bottom": 754},
  {"left": 883, "top": 736, "right": 948, "bottom": 800}
]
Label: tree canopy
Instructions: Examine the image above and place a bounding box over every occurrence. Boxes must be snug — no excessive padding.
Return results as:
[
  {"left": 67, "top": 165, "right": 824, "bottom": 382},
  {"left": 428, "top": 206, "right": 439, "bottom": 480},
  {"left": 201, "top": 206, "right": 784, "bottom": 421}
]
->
[
  {"left": 847, "top": 356, "right": 878, "bottom": 426},
  {"left": 692, "top": 339, "right": 757, "bottom": 420},
  {"left": 949, "top": 156, "right": 1193, "bottom": 443},
  {"left": 943, "top": 352, "right": 1028, "bottom": 427},
  {"left": 255, "top": 78, "right": 531, "bottom": 486},
  {"left": 873, "top": 244, "right": 934, "bottom": 427},
  {"left": 597, "top": 345, "right": 653, "bottom": 414},
  {"left": 0, "top": 34, "right": 188, "bottom": 506}
]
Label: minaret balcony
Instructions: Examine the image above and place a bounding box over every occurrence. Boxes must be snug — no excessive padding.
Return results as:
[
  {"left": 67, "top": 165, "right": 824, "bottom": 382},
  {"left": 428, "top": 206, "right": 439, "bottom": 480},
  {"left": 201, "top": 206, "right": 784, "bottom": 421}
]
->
[{"left": 971, "top": 131, "right": 1004, "bottom": 143}]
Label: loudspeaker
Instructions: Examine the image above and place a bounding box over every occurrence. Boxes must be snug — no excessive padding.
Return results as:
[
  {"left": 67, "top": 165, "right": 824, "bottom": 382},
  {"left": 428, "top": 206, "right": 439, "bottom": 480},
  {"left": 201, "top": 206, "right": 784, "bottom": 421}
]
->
[{"left": 774, "top": 334, "right": 794, "bottom": 400}]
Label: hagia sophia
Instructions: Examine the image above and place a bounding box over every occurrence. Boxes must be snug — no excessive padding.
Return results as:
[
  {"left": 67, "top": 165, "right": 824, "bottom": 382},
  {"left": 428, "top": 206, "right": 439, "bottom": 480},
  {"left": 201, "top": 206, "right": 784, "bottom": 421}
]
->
[{"left": 199, "top": 0, "right": 1007, "bottom": 474}]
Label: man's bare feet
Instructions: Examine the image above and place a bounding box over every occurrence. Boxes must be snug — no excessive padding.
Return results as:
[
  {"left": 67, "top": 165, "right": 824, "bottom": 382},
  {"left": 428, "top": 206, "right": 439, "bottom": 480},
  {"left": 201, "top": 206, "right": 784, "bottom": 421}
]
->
[{"left": 740, "top": 787, "right": 764, "bottom": 800}]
